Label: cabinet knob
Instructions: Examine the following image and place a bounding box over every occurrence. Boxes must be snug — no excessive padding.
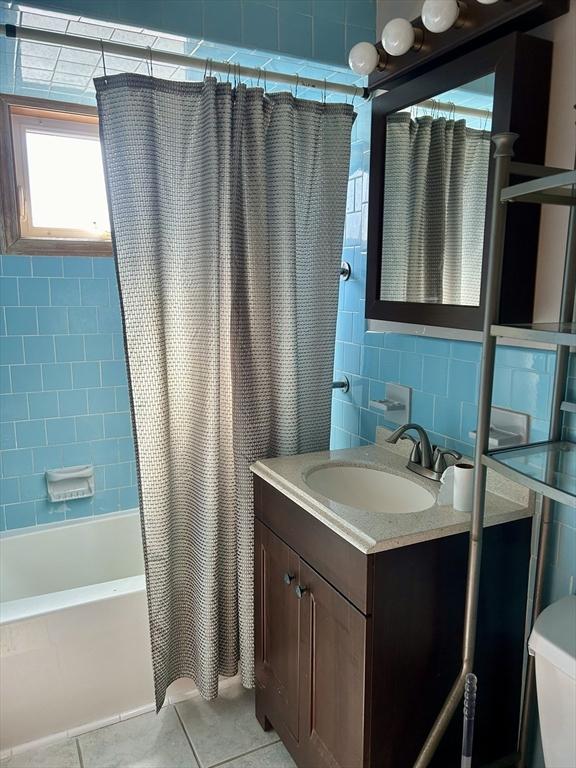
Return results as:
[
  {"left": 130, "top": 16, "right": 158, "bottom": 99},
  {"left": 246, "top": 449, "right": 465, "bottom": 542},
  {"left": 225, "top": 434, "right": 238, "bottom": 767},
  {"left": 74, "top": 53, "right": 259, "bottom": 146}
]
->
[
  {"left": 294, "top": 584, "right": 308, "bottom": 599},
  {"left": 283, "top": 572, "right": 294, "bottom": 585}
]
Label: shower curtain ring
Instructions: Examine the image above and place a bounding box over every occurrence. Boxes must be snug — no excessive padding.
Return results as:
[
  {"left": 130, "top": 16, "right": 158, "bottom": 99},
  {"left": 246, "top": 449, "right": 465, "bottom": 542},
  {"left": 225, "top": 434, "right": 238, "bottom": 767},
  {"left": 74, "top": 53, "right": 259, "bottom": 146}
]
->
[
  {"left": 99, "top": 39, "right": 108, "bottom": 83},
  {"left": 323, "top": 78, "right": 327, "bottom": 104},
  {"left": 146, "top": 45, "right": 154, "bottom": 78},
  {"left": 295, "top": 74, "right": 299, "bottom": 98},
  {"left": 256, "top": 67, "right": 261, "bottom": 87}
]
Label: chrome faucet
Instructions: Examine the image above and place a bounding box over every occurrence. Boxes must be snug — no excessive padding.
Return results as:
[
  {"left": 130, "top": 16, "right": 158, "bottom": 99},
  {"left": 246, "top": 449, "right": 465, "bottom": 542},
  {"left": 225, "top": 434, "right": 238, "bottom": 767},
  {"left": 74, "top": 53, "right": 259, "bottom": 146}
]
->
[{"left": 386, "top": 423, "right": 461, "bottom": 482}]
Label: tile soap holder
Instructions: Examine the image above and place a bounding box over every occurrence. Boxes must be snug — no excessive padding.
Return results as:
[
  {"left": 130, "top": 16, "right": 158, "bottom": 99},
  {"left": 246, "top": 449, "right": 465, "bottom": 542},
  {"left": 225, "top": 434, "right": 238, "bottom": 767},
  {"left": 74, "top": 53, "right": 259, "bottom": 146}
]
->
[
  {"left": 469, "top": 406, "right": 529, "bottom": 449},
  {"left": 46, "top": 465, "right": 95, "bottom": 502},
  {"left": 369, "top": 383, "right": 411, "bottom": 426}
]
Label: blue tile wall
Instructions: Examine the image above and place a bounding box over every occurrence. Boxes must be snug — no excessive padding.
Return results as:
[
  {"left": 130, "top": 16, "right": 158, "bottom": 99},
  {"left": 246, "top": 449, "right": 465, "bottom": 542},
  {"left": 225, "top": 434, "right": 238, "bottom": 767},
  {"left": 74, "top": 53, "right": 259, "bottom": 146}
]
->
[
  {"left": 0, "top": 255, "right": 139, "bottom": 532},
  {"left": 17, "top": 0, "right": 376, "bottom": 68},
  {"left": 332, "top": 100, "right": 575, "bottom": 614}
]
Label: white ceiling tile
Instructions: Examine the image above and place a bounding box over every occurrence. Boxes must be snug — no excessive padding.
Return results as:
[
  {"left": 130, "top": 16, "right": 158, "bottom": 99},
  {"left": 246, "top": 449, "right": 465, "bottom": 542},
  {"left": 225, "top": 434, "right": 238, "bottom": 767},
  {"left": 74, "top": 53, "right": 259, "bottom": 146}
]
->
[
  {"left": 151, "top": 63, "right": 177, "bottom": 79},
  {"left": 18, "top": 40, "right": 60, "bottom": 60},
  {"left": 111, "top": 29, "right": 156, "bottom": 47},
  {"left": 21, "top": 12, "right": 69, "bottom": 31},
  {"left": 20, "top": 67, "right": 52, "bottom": 81},
  {"left": 59, "top": 47, "right": 101, "bottom": 65},
  {"left": 18, "top": 4, "right": 79, "bottom": 21},
  {"left": 102, "top": 53, "right": 141, "bottom": 72},
  {"left": 55, "top": 59, "right": 95, "bottom": 77},
  {"left": 152, "top": 36, "right": 189, "bottom": 53},
  {"left": 19, "top": 54, "right": 56, "bottom": 70},
  {"left": 67, "top": 20, "right": 114, "bottom": 39},
  {"left": 51, "top": 71, "right": 90, "bottom": 86}
]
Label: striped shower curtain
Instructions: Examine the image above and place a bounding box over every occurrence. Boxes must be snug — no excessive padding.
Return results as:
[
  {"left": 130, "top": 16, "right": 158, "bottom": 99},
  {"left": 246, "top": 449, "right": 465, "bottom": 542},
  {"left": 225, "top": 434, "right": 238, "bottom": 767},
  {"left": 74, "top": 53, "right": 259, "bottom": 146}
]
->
[
  {"left": 95, "top": 74, "right": 354, "bottom": 709},
  {"left": 380, "top": 113, "right": 490, "bottom": 306}
]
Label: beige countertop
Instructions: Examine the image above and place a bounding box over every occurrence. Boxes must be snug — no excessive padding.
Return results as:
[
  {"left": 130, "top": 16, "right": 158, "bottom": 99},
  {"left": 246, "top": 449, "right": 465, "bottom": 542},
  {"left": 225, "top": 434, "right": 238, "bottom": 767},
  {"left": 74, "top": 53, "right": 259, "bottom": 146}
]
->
[{"left": 250, "top": 442, "right": 532, "bottom": 555}]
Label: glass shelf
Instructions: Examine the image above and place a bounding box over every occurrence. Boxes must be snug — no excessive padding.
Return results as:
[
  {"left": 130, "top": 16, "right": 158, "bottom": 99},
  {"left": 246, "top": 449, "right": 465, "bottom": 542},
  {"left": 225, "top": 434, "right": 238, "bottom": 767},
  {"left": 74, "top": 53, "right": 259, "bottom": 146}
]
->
[
  {"left": 482, "top": 441, "right": 576, "bottom": 507},
  {"left": 490, "top": 322, "right": 576, "bottom": 346},
  {"left": 501, "top": 170, "right": 576, "bottom": 206}
]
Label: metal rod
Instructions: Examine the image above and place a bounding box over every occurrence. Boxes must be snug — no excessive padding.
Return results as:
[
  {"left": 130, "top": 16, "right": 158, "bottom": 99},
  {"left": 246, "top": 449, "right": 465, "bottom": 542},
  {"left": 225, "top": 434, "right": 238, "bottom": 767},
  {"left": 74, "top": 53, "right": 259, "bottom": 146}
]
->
[
  {"left": 461, "top": 673, "right": 478, "bottom": 768},
  {"left": 409, "top": 98, "right": 492, "bottom": 120},
  {"left": 414, "top": 132, "right": 518, "bottom": 768},
  {"left": 332, "top": 377, "right": 350, "bottom": 393},
  {"left": 0, "top": 23, "right": 369, "bottom": 100},
  {"left": 517, "top": 188, "right": 576, "bottom": 767}
]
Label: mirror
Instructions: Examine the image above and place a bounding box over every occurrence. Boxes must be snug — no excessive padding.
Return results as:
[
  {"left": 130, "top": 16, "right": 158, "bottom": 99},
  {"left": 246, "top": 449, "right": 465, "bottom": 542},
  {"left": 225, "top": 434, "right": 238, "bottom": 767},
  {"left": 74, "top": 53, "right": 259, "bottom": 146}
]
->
[
  {"left": 379, "top": 75, "right": 494, "bottom": 308},
  {"left": 366, "top": 33, "right": 553, "bottom": 332}
]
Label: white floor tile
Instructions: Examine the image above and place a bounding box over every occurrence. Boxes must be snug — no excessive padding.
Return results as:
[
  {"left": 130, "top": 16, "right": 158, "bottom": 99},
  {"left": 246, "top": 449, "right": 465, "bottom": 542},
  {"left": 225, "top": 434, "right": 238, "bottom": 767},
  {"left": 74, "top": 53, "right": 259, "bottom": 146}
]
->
[
  {"left": 0, "top": 740, "right": 80, "bottom": 768},
  {"left": 78, "top": 706, "right": 197, "bottom": 768},
  {"left": 220, "top": 742, "right": 296, "bottom": 768},
  {"left": 175, "top": 682, "right": 278, "bottom": 768}
]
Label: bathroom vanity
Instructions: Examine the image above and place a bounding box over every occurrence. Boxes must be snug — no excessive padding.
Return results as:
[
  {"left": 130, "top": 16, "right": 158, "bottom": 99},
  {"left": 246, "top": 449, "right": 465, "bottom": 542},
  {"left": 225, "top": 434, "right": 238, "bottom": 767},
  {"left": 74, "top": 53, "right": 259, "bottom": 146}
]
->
[{"left": 252, "top": 444, "right": 532, "bottom": 768}]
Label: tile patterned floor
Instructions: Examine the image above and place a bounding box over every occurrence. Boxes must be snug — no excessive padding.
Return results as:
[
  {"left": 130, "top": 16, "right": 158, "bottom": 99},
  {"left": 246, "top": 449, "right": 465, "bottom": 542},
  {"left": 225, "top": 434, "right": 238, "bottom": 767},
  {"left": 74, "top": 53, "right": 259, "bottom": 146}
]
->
[{"left": 1, "top": 682, "right": 296, "bottom": 768}]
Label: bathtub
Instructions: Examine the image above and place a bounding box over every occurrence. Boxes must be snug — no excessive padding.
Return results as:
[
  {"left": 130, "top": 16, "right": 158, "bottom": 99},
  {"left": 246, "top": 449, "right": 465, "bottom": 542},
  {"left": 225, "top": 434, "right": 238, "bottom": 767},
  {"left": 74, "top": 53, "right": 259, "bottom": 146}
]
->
[{"left": 0, "top": 511, "right": 197, "bottom": 756}]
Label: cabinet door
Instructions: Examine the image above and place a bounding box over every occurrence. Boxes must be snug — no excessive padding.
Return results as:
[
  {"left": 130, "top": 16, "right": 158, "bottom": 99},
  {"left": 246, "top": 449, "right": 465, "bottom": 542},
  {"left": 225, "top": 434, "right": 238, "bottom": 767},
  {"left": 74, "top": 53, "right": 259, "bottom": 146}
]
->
[
  {"left": 255, "top": 520, "right": 301, "bottom": 742},
  {"left": 298, "top": 561, "right": 368, "bottom": 768}
]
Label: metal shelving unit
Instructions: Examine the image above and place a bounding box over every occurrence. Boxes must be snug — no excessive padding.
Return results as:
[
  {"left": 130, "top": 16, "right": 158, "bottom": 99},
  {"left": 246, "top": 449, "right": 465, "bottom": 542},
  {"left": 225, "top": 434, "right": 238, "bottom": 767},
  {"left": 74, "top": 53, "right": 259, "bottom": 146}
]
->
[
  {"left": 414, "top": 137, "right": 576, "bottom": 768},
  {"left": 491, "top": 321, "right": 576, "bottom": 346},
  {"left": 500, "top": 169, "right": 576, "bottom": 205},
  {"left": 483, "top": 440, "right": 576, "bottom": 507}
]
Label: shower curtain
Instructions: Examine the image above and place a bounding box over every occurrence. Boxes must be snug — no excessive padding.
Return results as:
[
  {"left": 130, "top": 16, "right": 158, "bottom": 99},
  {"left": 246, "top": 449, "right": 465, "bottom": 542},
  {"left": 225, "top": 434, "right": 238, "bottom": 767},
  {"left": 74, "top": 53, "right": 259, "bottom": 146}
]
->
[
  {"left": 95, "top": 74, "right": 354, "bottom": 709},
  {"left": 380, "top": 113, "right": 490, "bottom": 305}
]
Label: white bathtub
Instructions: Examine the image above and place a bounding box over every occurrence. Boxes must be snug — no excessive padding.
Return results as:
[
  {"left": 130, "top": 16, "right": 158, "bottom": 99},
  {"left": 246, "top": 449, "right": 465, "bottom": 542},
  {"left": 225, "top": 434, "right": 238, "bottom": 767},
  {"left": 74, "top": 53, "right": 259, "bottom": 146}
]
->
[{"left": 0, "top": 511, "right": 196, "bottom": 756}]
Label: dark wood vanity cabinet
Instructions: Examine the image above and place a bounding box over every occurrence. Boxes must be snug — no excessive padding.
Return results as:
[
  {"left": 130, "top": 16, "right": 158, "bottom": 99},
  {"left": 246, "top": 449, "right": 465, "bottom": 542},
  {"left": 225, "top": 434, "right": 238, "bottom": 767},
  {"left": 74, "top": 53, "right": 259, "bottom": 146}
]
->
[{"left": 254, "top": 475, "right": 532, "bottom": 768}]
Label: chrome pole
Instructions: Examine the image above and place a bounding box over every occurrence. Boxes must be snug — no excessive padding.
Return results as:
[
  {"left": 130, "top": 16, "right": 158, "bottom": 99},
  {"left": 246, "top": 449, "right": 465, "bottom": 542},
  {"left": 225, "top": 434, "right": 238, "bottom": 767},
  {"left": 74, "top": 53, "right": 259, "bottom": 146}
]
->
[
  {"left": 0, "top": 23, "right": 369, "bottom": 100},
  {"left": 414, "top": 132, "right": 518, "bottom": 768}
]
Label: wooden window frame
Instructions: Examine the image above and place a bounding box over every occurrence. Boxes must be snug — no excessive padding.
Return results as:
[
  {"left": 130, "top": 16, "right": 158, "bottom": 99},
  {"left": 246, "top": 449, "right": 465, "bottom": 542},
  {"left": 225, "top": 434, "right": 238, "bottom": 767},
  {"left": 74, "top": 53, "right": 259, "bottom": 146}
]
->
[{"left": 0, "top": 93, "right": 112, "bottom": 256}]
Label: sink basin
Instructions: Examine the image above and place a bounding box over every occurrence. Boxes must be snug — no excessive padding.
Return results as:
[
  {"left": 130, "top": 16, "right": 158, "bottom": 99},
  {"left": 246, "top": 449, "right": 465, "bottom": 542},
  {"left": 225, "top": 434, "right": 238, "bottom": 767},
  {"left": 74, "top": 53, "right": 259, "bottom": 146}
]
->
[{"left": 304, "top": 464, "right": 435, "bottom": 514}]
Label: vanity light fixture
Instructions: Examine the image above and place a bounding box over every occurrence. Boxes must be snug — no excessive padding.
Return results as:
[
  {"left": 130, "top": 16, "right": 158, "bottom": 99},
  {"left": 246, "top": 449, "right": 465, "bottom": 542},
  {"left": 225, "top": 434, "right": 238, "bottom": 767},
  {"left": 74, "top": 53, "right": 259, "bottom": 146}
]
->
[
  {"left": 348, "top": 0, "right": 506, "bottom": 75},
  {"left": 381, "top": 18, "right": 423, "bottom": 56},
  {"left": 421, "top": 0, "right": 461, "bottom": 33},
  {"left": 348, "top": 41, "right": 385, "bottom": 75}
]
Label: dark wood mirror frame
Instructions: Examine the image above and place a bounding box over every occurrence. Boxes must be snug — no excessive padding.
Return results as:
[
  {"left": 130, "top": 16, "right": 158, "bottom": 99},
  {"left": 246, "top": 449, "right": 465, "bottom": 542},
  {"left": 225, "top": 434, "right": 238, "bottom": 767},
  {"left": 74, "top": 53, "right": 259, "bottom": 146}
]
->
[{"left": 366, "top": 32, "right": 552, "bottom": 331}]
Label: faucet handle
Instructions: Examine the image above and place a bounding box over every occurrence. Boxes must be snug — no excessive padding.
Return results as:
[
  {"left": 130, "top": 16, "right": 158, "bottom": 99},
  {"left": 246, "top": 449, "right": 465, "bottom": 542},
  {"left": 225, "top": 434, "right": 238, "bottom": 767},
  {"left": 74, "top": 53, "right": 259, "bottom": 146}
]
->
[{"left": 432, "top": 447, "right": 462, "bottom": 475}]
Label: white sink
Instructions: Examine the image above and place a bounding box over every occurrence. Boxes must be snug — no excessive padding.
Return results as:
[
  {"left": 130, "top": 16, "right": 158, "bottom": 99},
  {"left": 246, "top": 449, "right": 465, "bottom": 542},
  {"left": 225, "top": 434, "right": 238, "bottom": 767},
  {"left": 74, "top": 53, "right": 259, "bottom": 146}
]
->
[{"left": 304, "top": 464, "right": 435, "bottom": 514}]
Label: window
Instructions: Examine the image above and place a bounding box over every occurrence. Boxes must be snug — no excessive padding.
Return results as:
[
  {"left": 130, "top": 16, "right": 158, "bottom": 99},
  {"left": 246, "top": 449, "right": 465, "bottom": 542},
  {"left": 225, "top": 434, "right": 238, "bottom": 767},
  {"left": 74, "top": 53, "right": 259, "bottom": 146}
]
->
[{"left": 0, "top": 94, "right": 112, "bottom": 255}]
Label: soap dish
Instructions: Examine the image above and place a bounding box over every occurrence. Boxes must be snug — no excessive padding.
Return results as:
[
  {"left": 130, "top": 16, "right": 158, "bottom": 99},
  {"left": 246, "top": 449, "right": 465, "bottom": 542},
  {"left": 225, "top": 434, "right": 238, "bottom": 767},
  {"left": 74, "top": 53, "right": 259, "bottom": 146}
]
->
[
  {"left": 369, "top": 399, "right": 404, "bottom": 412},
  {"left": 45, "top": 465, "right": 95, "bottom": 502}
]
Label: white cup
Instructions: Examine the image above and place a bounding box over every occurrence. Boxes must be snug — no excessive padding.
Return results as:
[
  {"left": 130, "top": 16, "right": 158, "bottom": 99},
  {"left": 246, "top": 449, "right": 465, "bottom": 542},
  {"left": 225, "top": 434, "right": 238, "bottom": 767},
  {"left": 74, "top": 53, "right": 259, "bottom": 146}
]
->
[{"left": 440, "top": 462, "right": 475, "bottom": 512}]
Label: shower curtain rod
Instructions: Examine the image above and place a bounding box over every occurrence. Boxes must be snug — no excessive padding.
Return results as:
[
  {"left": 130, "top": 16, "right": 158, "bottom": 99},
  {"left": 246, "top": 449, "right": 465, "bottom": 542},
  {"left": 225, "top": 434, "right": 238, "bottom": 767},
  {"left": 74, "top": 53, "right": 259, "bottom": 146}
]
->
[
  {"left": 1, "top": 23, "right": 369, "bottom": 101},
  {"left": 410, "top": 98, "right": 492, "bottom": 120}
]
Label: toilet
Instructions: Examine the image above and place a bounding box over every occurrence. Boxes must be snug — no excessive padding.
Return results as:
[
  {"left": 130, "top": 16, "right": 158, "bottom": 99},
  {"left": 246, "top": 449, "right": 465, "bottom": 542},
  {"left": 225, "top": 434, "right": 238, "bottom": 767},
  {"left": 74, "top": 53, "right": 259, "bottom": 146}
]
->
[{"left": 529, "top": 595, "right": 576, "bottom": 768}]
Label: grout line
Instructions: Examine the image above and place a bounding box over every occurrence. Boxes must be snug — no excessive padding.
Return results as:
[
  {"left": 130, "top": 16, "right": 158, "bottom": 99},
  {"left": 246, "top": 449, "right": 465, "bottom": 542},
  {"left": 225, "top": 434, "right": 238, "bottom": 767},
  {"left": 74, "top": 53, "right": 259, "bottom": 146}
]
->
[
  {"left": 173, "top": 704, "right": 203, "bottom": 768},
  {"left": 208, "top": 738, "right": 281, "bottom": 768},
  {"left": 75, "top": 737, "right": 84, "bottom": 768}
]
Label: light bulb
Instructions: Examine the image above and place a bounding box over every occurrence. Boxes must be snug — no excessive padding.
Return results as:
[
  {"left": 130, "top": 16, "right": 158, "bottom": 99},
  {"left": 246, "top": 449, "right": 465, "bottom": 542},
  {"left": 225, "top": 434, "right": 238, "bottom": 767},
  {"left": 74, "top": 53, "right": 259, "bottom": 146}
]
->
[
  {"left": 476, "top": 0, "right": 499, "bottom": 3},
  {"left": 382, "top": 18, "right": 416, "bottom": 56},
  {"left": 421, "top": 0, "right": 460, "bottom": 33},
  {"left": 348, "top": 42, "right": 380, "bottom": 75}
]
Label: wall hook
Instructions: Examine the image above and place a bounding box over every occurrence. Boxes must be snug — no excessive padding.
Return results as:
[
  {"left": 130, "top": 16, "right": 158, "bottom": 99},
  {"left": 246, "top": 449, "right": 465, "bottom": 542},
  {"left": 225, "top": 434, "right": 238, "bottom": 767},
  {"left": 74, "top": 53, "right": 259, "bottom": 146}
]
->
[
  {"left": 340, "top": 261, "right": 352, "bottom": 281},
  {"left": 332, "top": 377, "right": 350, "bottom": 393}
]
